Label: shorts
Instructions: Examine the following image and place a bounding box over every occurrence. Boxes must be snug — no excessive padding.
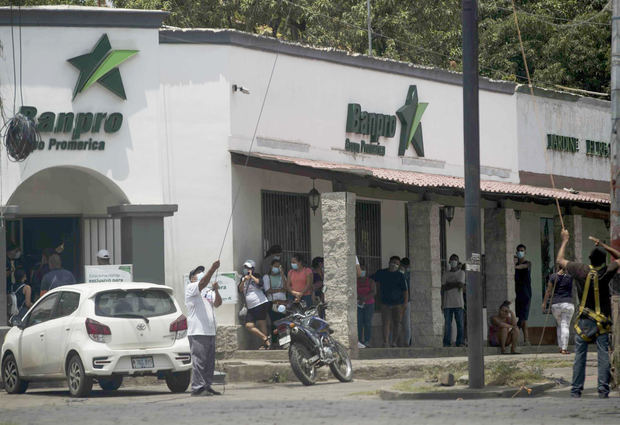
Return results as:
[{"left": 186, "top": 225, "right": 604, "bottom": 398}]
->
[
  {"left": 515, "top": 296, "right": 531, "bottom": 325},
  {"left": 246, "top": 302, "right": 268, "bottom": 323}
]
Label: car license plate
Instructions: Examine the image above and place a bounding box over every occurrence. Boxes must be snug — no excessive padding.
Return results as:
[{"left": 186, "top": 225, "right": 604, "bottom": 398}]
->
[
  {"left": 279, "top": 334, "right": 291, "bottom": 346},
  {"left": 131, "top": 356, "right": 154, "bottom": 369}
]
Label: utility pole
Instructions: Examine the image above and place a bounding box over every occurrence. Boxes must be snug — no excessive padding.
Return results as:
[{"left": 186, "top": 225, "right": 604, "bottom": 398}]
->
[
  {"left": 462, "top": 0, "right": 484, "bottom": 388},
  {"left": 610, "top": 0, "right": 620, "bottom": 387},
  {"left": 367, "top": 0, "right": 372, "bottom": 56}
]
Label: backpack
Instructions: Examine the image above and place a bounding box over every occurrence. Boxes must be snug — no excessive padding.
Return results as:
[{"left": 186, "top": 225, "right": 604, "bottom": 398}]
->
[{"left": 8, "top": 284, "right": 25, "bottom": 317}]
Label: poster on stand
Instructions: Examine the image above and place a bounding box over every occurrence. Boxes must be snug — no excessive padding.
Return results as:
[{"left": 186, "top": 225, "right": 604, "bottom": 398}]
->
[{"left": 85, "top": 264, "right": 133, "bottom": 283}]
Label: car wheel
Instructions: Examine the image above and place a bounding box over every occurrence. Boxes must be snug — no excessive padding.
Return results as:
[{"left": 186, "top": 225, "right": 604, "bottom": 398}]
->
[
  {"left": 98, "top": 375, "right": 123, "bottom": 391},
  {"left": 165, "top": 370, "right": 191, "bottom": 393},
  {"left": 2, "top": 353, "right": 28, "bottom": 394},
  {"left": 66, "top": 354, "right": 93, "bottom": 397}
]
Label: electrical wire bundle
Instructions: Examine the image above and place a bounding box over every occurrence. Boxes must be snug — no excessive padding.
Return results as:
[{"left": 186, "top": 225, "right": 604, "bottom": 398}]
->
[{"left": 1, "top": 113, "right": 40, "bottom": 162}]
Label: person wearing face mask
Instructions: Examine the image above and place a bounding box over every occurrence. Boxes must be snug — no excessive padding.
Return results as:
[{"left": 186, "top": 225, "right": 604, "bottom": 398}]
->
[
  {"left": 371, "top": 256, "right": 408, "bottom": 348},
  {"left": 356, "top": 263, "right": 376, "bottom": 348},
  {"left": 185, "top": 260, "right": 222, "bottom": 396},
  {"left": 238, "top": 260, "right": 270, "bottom": 349},
  {"left": 514, "top": 243, "right": 532, "bottom": 345},
  {"left": 399, "top": 257, "right": 412, "bottom": 347},
  {"left": 263, "top": 245, "right": 283, "bottom": 276},
  {"left": 264, "top": 259, "right": 288, "bottom": 347},
  {"left": 441, "top": 254, "right": 465, "bottom": 347},
  {"left": 6, "top": 244, "right": 25, "bottom": 294},
  {"left": 286, "top": 254, "right": 314, "bottom": 307}
]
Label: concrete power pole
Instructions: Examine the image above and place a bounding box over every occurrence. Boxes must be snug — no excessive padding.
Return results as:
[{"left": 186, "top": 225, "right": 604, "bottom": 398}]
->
[
  {"left": 610, "top": 0, "right": 620, "bottom": 388},
  {"left": 462, "top": 0, "right": 484, "bottom": 388}
]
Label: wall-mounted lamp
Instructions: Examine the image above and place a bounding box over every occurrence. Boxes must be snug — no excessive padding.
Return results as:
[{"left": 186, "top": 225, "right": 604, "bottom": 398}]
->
[
  {"left": 232, "top": 84, "right": 251, "bottom": 94},
  {"left": 444, "top": 206, "right": 455, "bottom": 225},
  {"left": 514, "top": 210, "right": 521, "bottom": 221},
  {"left": 308, "top": 179, "right": 321, "bottom": 215}
]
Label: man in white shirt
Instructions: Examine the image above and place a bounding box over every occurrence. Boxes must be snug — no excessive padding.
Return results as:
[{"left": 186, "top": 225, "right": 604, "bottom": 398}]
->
[{"left": 185, "top": 260, "right": 222, "bottom": 396}]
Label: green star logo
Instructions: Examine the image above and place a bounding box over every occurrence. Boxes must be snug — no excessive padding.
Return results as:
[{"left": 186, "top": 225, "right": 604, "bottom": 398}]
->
[
  {"left": 396, "top": 85, "right": 428, "bottom": 157},
  {"left": 68, "top": 34, "right": 138, "bottom": 101}
]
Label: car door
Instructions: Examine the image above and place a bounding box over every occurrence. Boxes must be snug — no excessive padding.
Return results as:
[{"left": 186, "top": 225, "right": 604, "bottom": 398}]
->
[
  {"left": 43, "top": 291, "right": 81, "bottom": 375},
  {"left": 18, "top": 293, "right": 60, "bottom": 376}
]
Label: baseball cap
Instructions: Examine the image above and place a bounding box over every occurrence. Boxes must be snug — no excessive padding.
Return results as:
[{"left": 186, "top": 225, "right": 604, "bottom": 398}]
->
[
  {"left": 243, "top": 259, "right": 256, "bottom": 269},
  {"left": 97, "top": 249, "right": 111, "bottom": 259}
]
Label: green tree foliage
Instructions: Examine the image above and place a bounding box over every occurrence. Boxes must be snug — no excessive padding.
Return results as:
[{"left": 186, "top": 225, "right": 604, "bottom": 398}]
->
[{"left": 3, "top": 0, "right": 612, "bottom": 94}]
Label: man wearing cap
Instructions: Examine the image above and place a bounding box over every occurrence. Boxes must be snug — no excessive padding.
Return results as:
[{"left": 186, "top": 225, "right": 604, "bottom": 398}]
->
[
  {"left": 185, "top": 260, "right": 222, "bottom": 396},
  {"left": 97, "top": 249, "right": 111, "bottom": 265}
]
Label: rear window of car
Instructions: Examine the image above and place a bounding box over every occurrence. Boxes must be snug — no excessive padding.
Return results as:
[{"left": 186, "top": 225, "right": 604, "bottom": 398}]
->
[{"left": 95, "top": 289, "right": 177, "bottom": 318}]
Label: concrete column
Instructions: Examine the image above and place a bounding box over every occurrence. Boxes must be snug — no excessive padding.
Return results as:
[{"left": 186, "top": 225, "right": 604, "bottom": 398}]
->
[
  {"left": 408, "top": 201, "right": 443, "bottom": 347},
  {"left": 321, "top": 192, "right": 358, "bottom": 355},
  {"left": 108, "top": 205, "right": 177, "bottom": 284},
  {"left": 554, "top": 215, "right": 583, "bottom": 263},
  {"left": 484, "top": 208, "right": 520, "bottom": 320}
]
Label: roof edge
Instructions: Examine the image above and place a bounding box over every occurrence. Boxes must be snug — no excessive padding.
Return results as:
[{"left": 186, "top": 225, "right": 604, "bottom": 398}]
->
[
  {"left": 159, "top": 29, "right": 516, "bottom": 95},
  {"left": 0, "top": 6, "right": 168, "bottom": 29}
]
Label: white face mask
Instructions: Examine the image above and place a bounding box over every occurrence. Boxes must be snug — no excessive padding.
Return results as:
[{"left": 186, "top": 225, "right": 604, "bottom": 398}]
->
[
  {"left": 449, "top": 261, "right": 458, "bottom": 269},
  {"left": 194, "top": 271, "right": 206, "bottom": 282}
]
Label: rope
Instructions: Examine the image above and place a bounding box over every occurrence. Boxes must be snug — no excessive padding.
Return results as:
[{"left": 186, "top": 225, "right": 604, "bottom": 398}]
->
[{"left": 510, "top": 0, "right": 565, "bottom": 359}]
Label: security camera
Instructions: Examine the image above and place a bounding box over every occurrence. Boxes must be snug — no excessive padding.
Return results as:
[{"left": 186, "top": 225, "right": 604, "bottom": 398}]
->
[{"left": 232, "top": 84, "right": 251, "bottom": 94}]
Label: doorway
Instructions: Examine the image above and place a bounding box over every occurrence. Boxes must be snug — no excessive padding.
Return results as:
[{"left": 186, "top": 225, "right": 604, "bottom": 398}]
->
[{"left": 21, "top": 217, "right": 82, "bottom": 281}]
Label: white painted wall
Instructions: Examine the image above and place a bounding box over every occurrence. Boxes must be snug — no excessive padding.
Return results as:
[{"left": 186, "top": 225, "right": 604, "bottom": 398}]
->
[
  {"left": 0, "top": 26, "right": 165, "bottom": 206},
  {"left": 517, "top": 92, "right": 610, "bottom": 182},
  {"left": 227, "top": 46, "right": 519, "bottom": 182}
]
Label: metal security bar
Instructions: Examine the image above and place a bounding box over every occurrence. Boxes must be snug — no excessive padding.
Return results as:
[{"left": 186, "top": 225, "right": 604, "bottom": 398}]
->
[
  {"left": 82, "top": 218, "right": 122, "bottom": 266},
  {"left": 356, "top": 200, "right": 381, "bottom": 276},
  {"left": 261, "top": 191, "right": 312, "bottom": 269}
]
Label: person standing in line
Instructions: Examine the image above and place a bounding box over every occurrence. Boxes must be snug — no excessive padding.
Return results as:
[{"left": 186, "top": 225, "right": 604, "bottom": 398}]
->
[
  {"left": 239, "top": 260, "right": 270, "bottom": 349},
  {"left": 557, "top": 230, "right": 618, "bottom": 399},
  {"left": 9, "top": 269, "right": 33, "bottom": 322},
  {"left": 399, "top": 257, "right": 412, "bottom": 347},
  {"left": 514, "top": 244, "right": 532, "bottom": 345},
  {"left": 30, "top": 248, "right": 55, "bottom": 302},
  {"left": 371, "top": 256, "right": 408, "bottom": 348},
  {"left": 40, "top": 253, "right": 76, "bottom": 294},
  {"left": 442, "top": 254, "right": 465, "bottom": 347},
  {"left": 97, "top": 249, "right": 111, "bottom": 265},
  {"left": 287, "top": 254, "right": 314, "bottom": 307},
  {"left": 262, "top": 245, "right": 283, "bottom": 276},
  {"left": 311, "top": 257, "right": 325, "bottom": 318},
  {"left": 264, "top": 258, "right": 288, "bottom": 347},
  {"left": 356, "top": 263, "right": 376, "bottom": 348},
  {"left": 541, "top": 266, "right": 574, "bottom": 354},
  {"left": 185, "top": 260, "right": 222, "bottom": 397}
]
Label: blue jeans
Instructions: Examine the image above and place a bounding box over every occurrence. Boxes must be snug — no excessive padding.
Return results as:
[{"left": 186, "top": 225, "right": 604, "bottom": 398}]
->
[
  {"left": 571, "top": 332, "right": 611, "bottom": 396},
  {"left": 443, "top": 308, "right": 464, "bottom": 347},
  {"left": 357, "top": 304, "right": 374, "bottom": 345}
]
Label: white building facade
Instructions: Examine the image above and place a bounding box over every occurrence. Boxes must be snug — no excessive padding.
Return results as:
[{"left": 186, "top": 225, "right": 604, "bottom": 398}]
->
[{"left": 0, "top": 7, "right": 610, "bottom": 351}]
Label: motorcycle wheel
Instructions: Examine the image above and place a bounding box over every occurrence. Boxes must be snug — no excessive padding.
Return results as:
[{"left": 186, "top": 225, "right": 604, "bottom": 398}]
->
[
  {"left": 289, "top": 343, "right": 317, "bottom": 386},
  {"left": 329, "top": 341, "right": 353, "bottom": 382}
]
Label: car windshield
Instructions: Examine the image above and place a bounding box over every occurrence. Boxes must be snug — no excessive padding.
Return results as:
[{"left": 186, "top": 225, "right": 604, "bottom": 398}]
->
[{"left": 95, "top": 289, "right": 176, "bottom": 318}]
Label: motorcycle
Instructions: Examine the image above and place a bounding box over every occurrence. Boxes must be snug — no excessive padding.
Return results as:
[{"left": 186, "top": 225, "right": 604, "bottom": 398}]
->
[{"left": 274, "top": 302, "right": 353, "bottom": 386}]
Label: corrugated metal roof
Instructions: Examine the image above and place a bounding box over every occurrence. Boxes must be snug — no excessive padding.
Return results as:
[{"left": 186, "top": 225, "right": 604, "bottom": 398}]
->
[{"left": 246, "top": 152, "right": 610, "bottom": 205}]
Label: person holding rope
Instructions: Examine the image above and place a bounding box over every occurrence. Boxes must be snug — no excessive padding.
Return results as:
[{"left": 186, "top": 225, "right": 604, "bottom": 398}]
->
[
  {"left": 185, "top": 261, "right": 222, "bottom": 396},
  {"left": 557, "top": 230, "right": 618, "bottom": 399},
  {"left": 541, "top": 266, "right": 574, "bottom": 355}
]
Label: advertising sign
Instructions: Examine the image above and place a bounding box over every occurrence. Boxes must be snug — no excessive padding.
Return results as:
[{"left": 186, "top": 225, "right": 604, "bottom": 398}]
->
[{"left": 85, "top": 264, "right": 133, "bottom": 283}]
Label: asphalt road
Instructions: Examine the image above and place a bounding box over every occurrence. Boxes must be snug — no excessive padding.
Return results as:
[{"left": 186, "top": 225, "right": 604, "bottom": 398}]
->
[{"left": 1, "top": 378, "right": 619, "bottom": 425}]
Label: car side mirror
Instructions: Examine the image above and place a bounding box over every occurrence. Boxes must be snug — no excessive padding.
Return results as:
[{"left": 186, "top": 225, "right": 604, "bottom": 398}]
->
[{"left": 10, "top": 316, "right": 25, "bottom": 329}]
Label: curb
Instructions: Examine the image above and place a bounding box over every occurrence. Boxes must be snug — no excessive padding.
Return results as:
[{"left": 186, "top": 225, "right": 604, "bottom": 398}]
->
[{"left": 378, "top": 382, "right": 557, "bottom": 400}]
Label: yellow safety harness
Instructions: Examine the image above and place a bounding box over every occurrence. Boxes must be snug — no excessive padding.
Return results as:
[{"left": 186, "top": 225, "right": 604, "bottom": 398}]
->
[{"left": 573, "top": 265, "right": 612, "bottom": 342}]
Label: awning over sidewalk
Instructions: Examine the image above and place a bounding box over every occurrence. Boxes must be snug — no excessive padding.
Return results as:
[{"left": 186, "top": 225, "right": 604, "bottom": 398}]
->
[{"left": 231, "top": 151, "right": 610, "bottom": 206}]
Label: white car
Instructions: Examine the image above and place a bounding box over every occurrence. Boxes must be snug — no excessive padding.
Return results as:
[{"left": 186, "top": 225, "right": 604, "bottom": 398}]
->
[{"left": 2, "top": 282, "right": 191, "bottom": 397}]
